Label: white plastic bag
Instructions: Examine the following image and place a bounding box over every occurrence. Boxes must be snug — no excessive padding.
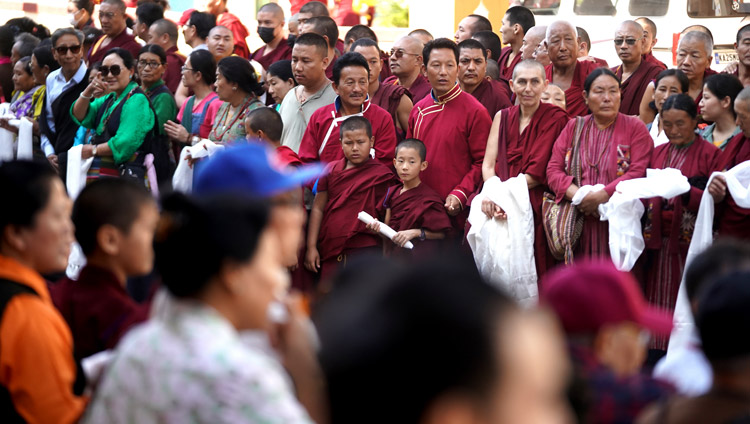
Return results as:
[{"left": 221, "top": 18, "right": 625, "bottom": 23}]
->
[{"left": 172, "top": 140, "right": 225, "bottom": 193}]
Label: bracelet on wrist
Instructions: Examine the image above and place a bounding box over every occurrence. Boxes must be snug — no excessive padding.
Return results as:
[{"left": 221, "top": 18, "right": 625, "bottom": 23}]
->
[{"left": 79, "top": 92, "right": 92, "bottom": 100}]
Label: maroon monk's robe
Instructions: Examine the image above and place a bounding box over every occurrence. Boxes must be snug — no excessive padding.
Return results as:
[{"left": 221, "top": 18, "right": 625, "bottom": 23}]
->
[
  {"left": 714, "top": 132, "right": 750, "bottom": 240},
  {"left": 407, "top": 83, "right": 493, "bottom": 231},
  {"left": 316, "top": 158, "right": 396, "bottom": 277},
  {"left": 298, "top": 98, "right": 397, "bottom": 166},
  {"left": 49, "top": 265, "right": 149, "bottom": 361},
  {"left": 643, "top": 52, "right": 668, "bottom": 71},
  {"left": 87, "top": 29, "right": 141, "bottom": 66},
  {"left": 377, "top": 183, "right": 453, "bottom": 258},
  {"left": 545, "top": 60, "right": 601, "bottom": 117},
  {"left": 372, "top": 82, "right": 412, "bottom": 141},
  {"left": 591, "top": 57, "right": 609, "bottom": 68},
  {"left": 642, "top": 136, "right": 720, "bottom": 350},
  {"left": 163, "top": 46, "right": 186, "bottom": 94},
  {"left": 379, "top": 50, "right": 393, "bottom": 82},
  {"left": 217, "top": 12, "right": 250, "bottom": 58},
  {"left": 546, "top": 113, "right": 653, "bottom": 260},
  {"left": 383, "top": 74, "right": 432, "bottom": 104},
  {"left": 498, "top": 46, "right": 523, "bottom": 81},
  {"left": 251, "top": 41, "right": 293, "bottom": 71},
  {"left": 495, "top": 102, "right": 569, "bottom": 276},
  {"left": 612, "top": 60, "right": 663, "bottom": 115},
  {"left": 470, "top": 78, "right": 513, "bottom": 119},
  {"left": 277, "top": 145, "right": 302, "bottom": 167}
]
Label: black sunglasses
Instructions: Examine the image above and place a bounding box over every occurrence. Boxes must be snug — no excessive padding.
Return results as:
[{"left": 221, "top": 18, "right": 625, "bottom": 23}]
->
[
  {"left": 99, "top": 65, "right": 122, "bottom": 77},
  {"left": 613, "top": 37, "right": 642, "bottom": 46},
  {"left": 54, "top": 44, "right": 82, "bottom": 55}
]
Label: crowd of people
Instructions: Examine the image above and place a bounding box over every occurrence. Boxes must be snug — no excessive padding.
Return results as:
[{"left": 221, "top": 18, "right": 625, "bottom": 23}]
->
[{"left": 1, "top": 0, "right": 750, "bottom": 422}]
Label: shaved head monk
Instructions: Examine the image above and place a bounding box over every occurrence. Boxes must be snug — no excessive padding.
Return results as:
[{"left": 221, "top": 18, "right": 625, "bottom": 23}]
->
[
  {"left": 611, "top": 20, "right": 662, "bottom": 115},
  {"left": 635, "top": 16, "right": 667, "bottom": 70},
  {"left": 735, "top": 24, "right": 750, "bottom": 87},
  {"left": 205, "top": 0, "right": 249, "bottom": 58},
  {"left": 544, "top": 20, "right": 601, "bottom": 116},
  {"left": 576, "top": 27, "right": 609, "bottom": 68},
  {"left": 455, "top": 14, "right": 493, "bottom": 44},
  {"left": 299, "top": 16, "right": 340, "bottom": 79},
  {"left": 707, "top": 86, "right": 750, "bottom": 241},
  {"left": 457, "top": 39, "right": 512, "bottom": 119},
  {"left": 278, "top": 33, "right": 337, "bottom": 152},
  {"left": 521, "top": 25, "right": 546, "bottom": 61},
  {"left": 298, "top": 52, "right": 397, "bottom": 166},
  {"left": 251, "top": 2, "right": 292, "bottom": 71},
  {"left": 481, "top": 59, "right": 568, "bottom": 275},
  {"left": 406, "top": 38, "right": 493, "bottom": 234},
  {"left": 207, "top": 26, "right": 234, "bottom": 62},
  {"left": 298, "top": 1, "right": 346, "bottom": 56},
  {"left": 352, "top": 38, "right": 414, "bottom": 140},
  {"left": 383, "top": 36, "right": 432, "bottom": 103},
  {"left": 409, "top": 29, "right": 433, "bottom": 46},
  {"left": 499, "top": 6, "right": 535, "bottom": 80},
  {"left": 87, "top": 0, "right": 141, "bottom": 64}
]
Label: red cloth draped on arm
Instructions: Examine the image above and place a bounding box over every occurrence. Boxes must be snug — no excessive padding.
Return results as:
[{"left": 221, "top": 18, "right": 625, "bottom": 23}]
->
[
  {"left": 643, "top": 52, "right": 668, "bottom": 71},
  {"left": 384, "top": 74, "right": 432, "bottom": 104},
  {"left": 545, "top": 60, "right": 601, "bottom": 117},
  {"left": 499, "top": 46, "right": 523, "bottom": 81},
  {"left": 470, "top": 78, "right": 513, "bottom": 120},
  {"left": 612, "top": 60, "right": 663, "bottom": 115},
  {"left": 217, "top": 12, "right": 250, "bottom": 58},
  {"left": 372, "top": 82, "right": 411, "bottom": 139}
]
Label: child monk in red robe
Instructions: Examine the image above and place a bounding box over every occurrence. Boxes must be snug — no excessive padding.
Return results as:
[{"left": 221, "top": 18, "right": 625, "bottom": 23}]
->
[
  {"left": 305, "top": 116, "right": 396, "bottom": 280},
  {"left": 368, "top": 139, "right": 452, "bottom": 258},
  {"left": 244, "top": 107, "right": 302, "bottom": 168}
]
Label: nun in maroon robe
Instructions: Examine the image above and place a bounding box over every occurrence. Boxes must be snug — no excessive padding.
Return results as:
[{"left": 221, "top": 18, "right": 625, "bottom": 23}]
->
[
  {"left": 714, "top": 132, "right": 750, "bottom": 240},
  {"left": 251, "top": 41, "right": 293, "bottom": 71},
  {"left": 612, "top": 59, "right": 663, "bottom": 115},
  {"left": 545, "top": 60, "right": 601, "bottom": 117},
  {"left": 470, "top": 78, "right": 513, "bottom": 119}
]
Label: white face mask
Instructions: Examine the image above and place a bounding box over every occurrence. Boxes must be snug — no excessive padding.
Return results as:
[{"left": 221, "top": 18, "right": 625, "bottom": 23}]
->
[{"left": 68, "top": 11, "right": 79, "bottom": 27}]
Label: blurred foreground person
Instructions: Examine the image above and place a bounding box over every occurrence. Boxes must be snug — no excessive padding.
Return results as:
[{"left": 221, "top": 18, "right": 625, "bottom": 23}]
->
[
  {"left": 316, "top": 255, "right": 573, "bottom": 424},
  {"left": 542, "top": 261, "right": 674, "bottom": 424}
]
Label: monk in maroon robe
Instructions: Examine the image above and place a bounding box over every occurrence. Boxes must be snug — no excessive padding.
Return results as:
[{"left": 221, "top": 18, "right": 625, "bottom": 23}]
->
[
  {"left": 499, "top": 47, "right": 523, "bottom": 81},
  {"left": 383, "top": 36, "right": 432, "bottom": 103},
  {"left": 497, "top": 6, "right": 535, "bottom": 80},
  {"left": 87, "top": 0, "right": 141, "bottom": 65},
  {"left": 216, "top": 13, "right": 249, "bottom": 58},
  {"left": 611, "top": 21, "right": 664, "bottom": 115},
  {"left": 306, "top": 118, "right": 396, "bottom": 280},
  {"left": 635, "top": 17, "right": 668, "bottom": 71},
  {"left": 481, "top": 59, "right": 569, "bottom": 276},
  {"left": 544, "top": 21, "right": 601, "bottom": 117},
  {"left": 458, "top": 39, "right": 513, "bottom": 120},
  {"left": 547, "top": 69, "right": 653, "bottom": 261},
  {"left": 678, "top": 31, "right": 717, "bottom": 114},
  {"left": 251, "top": 3, "right": 293, "bottom": 71},
  {"left": 407, "top": 39, "right": 492, "bottom": 234},
  {"left": 643, "top": 53, "right": 667, "bottom": 71}
]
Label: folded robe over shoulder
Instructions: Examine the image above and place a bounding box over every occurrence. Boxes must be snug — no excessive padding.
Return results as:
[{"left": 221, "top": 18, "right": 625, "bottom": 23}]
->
[
  {"left": 317, "top": 158, "right": 397, "bottom": 261},
  {"left": 612, "top": 60, "right": 663, "bottom": 116}
]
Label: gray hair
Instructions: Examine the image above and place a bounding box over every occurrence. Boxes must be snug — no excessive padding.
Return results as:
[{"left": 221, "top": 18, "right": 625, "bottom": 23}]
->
[
  {"left": 51, "top": 28, "right": 84, "bottom": 46},
  {"left": 680, "top": 30, "right": 713, "bottom": 56}
]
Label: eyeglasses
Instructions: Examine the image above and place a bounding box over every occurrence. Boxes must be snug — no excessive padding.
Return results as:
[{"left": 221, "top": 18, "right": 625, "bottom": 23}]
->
[
  {"left": 138, "top": 60, "right": 163, "bottom": 69},
  {"left": 99, "top": 65, "right": 122, "bottom": 77},
  {"left": 98, "top": 11, "right": 119, "bottom": 20},
  {"left": 54, "top": 44, "right": 82, "bottom": 55},
  {"left": 613, "top": 37, "right": 643, "bottom": 46},
  {"left": 390, "top": 48, "right": 420, "bottom": 59},
  {"left": 181, "top": 66, "right": 195, "bottom": 73}
]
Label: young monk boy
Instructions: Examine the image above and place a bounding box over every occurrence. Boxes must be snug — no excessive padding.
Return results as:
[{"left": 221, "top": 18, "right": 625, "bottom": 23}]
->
[
  {"left": 368, "top": 139, "right": 452, "bottom": 257},
  {"left": 244, "top": 107, "right": 302, "bottom": 167},
  {"left": 305, "top": 116, "right": 396, "bottom": 280},
  {"left": 50, "top": 178, "right": 157, "bottom": 361}
]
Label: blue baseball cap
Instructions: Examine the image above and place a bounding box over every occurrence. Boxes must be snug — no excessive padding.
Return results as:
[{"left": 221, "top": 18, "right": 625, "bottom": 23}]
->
[{"left": 194, "top": 142, "right": 326, "bottom": 197}]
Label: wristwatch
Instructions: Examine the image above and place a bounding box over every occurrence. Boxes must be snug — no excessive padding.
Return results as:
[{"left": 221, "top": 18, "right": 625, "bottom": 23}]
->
[
  {"left": 419, "top": 228, "right": 426, "bottom": 241},
  {"left": 191, "top": 135, "right": 201, "bottom": 145},
  {"left": 91, "top": 144, "right": 97, "bottom": 157}
]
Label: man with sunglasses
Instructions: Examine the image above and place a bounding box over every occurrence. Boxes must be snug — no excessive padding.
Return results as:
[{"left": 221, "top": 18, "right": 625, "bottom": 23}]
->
[
  {"left": 382, "top": 36, "right": 431, "bottom": 104},
  {"left": 611, "top": 21, "right": 662, "bottom": 116},
  {"left": 40, "top": 28, "right": 90, "bottom": 180},
  {"left": 87, "top": 0, "right": 141, "bottom": 65}
]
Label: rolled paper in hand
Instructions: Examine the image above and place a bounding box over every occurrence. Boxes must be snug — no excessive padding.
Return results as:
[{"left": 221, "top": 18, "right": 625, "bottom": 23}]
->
[{"left": 357, "top": 211, "right": 414, "bottom": 249}]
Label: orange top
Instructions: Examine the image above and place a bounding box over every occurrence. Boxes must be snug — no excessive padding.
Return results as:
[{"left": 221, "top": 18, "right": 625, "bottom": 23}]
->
[{"left": 0, "top": 255, "right": 86, "bottom": 424}]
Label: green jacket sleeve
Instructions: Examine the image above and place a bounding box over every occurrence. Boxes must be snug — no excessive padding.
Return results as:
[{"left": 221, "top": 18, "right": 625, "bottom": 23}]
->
[
  {"left": 151, "top": 92, "right": 178, "bottom": 135},
  {"left": 69, "top": 94, "right": 111, "bottom": 129},
  {"left": 107, "top": 93, "right": 155, "bottom": 164}
]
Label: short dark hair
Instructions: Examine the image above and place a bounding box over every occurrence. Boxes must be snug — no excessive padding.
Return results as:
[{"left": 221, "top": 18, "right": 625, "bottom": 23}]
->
[
  {"left": 72, "top": 0, "right": 95, "bottom": 14},
  {"left": 102, "top": 0, "right": 127, "bottom": 13},
  {"left": 505, "top": 6, "right": 535, "bottom": 35},
  {"left": 655, "top": 68, "right": 689, "bottom": 93},
  {"left": 332, "top": 51, "right": 369, "bottom": 85},
  {"left": 351, "top": 37, "right": 379, "bottom": 54},
  {"left": 150, "top": 18, "right": 178, "bottom": 44},
  {"left": 188, "top": 49, "right": 217, "bottom": 86},
  {"left": 661, "top": 93, "right": 698, "bottom": 120},
  {"left": 685, "top": 238, "right": 750, "bottom": 302},
  {"left": 704, "top": 73, "right": 744, "bottom": 118},
  {"left": 0, "top": 25, "right": 14, "bottom": 57},
  {"left": 267, "top": 59, "right": 294, "bottom": 83},
  {"left": 245, "top": 107, "right": 283, "bottom": 142},
  {"left": 423, "top": 37, "right": 459, "bottom": 65},
  {"left": 0, "top": 161, "right": 58, "bottom": 236},
  {"left": 583, "top": 67, "right": 620, "bottom": 93},
  {"left": 155, "top": 193, "right": 269, "bottom": 298},
  {"left": 138, "top": 43, "right": 166, "bottom": 64},
  {"left": 636, "top": 16, "right": 657, "bottom": 37},
  {"left": 299, "top": 1, "right": 329, "bottom": 17},
  {"left": 576, "top": 26, "right": 591, "bottom": 50},
  {"left": 51, "top": 28, "right": 84, "bottom": 47},
  {"left": 33, "top": 44, "right": 60, "bottom": 73},
  {"left": 458, "top": 38, "right": 488, "bottom": 59},
  {"left": 396, "top": 138, "right": 427, "bottom": 161},
  {"left": 103, "top": 47, "right": 135, "bottom": 70},
  {"left": 217, "top": 56, "right": 264, "bottom": 97},
  {"left": 316, "top": 255, "right": 516, "bottom": 424},
  {"left": 468, "top": 14, "right": 492, "bottom": 33},
  {"left": 340, "top": 115, "right": 372, "bottom": 139},
  {"left": 472, "top": 30, "right": 502, "bottom": 61},
  {"left": 294, "top": 32, "right": 329, "bottom": 58},
  {"left": 72, "top": 178, "right": 154, "bottom": 256},
  {"left": 188, "top": 11, "right": 216, "bottom": 40},
  {"left": 135, "top": 2, "right": 164, "bottom": 28},
  {"left": 696, "top": 270, "right": 750, "bottom": 364},
  {"left": 16, "top": 56, "right": 32, "bottom": 76},
  {"left": 344, "top": 24, "right": 378, "bottom": 46},
  {"left": 13, "top": 33, "right": 40, "bottom": 58},
  {"left": 306, "top": 16, "right": 338, "bottom": 49},
  {"left": 6, "top": 17, "right": 50, "bottom": 40}
]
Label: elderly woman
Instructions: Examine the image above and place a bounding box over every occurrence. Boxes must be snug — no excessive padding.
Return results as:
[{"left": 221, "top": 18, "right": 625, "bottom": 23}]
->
[
  {"left": 7, "top": 57, "right": 43, "bottom": 119},
  {"left": 646, "top": 69, "right": 689, "bottom": 147},
  {"left": 642, "top": 93, "right": 720, "bottom": 351},
  {"left": 267, "top": 60, "right": 296, "bottom": 111},
  {"left": 546, "top": 67, "right": 653, "bottom": 261},
  {"left": 208, "top": 56, "right": 265, "bottom": 144},
  {"left": 137, "top": 44, "right": 177, "bottom": 138},
  {"left": 71, "top": 48, "right": 155, "bottom": 183},
  {"left": 699, "top": 73, "right": 743, "bottom": 150}
]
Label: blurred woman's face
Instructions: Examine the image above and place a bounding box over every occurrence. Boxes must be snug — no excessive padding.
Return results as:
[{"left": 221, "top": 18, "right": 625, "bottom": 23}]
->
[
  {"left": 214, "top": 69, "right": 236, "bottom": 101},
  {"left": 101, "top": 53, "right": 134, "bottom": 95},
  {"left": 653, "top": 76, "right": 684, "bottom": 113},
  {"left": 12, "top": 61, "right": 36, "bottom": 93},
  {"left": 137, "top": 51, "right": 165, "bottom": 86},
  {"left": 698, "top": 84, "right": 729, "bottom": 123},
  {"left": 584, "top": 74, "right": 621, "bottom": 124},
  {"left": 267, "top": 75, "right": 295, "bottom": 104},
  {"left": 662, "top": 107, "right": 698, "bottom": 147},
  {"left": 30, "top": 54, "right": 48, "bottom": 86},
  {"left": 181, "top": 57, "right": 200, "bottom": 89}
]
